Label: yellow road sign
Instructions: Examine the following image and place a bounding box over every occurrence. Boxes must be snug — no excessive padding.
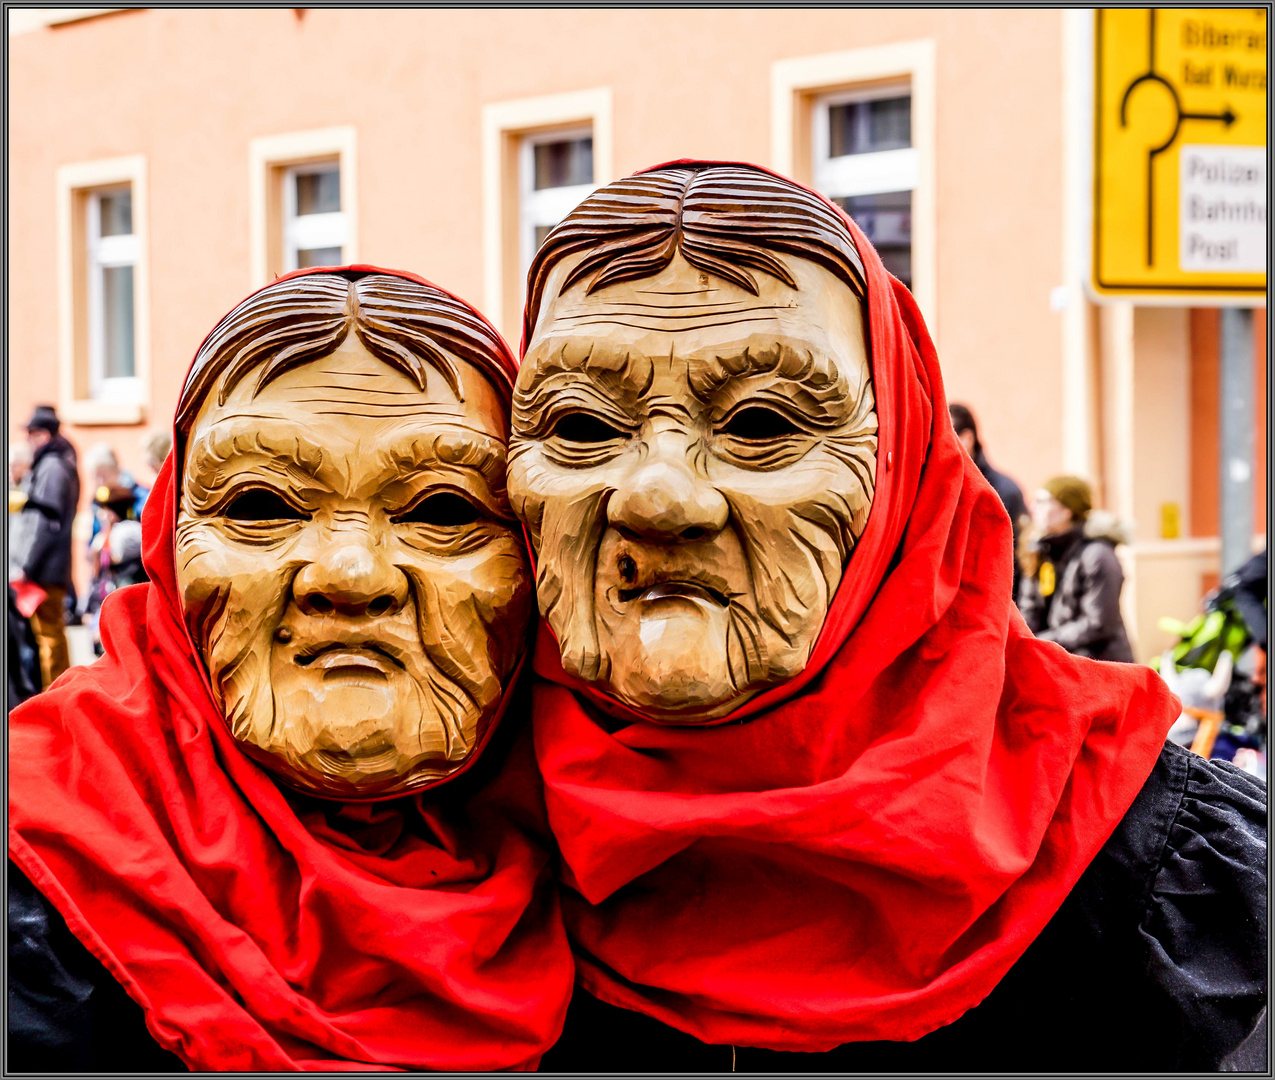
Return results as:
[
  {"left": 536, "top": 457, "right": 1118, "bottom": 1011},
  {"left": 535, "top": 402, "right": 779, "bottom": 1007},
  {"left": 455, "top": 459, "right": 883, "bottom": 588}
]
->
[{"left": 1093, "top": 8, "right": 1266, "bottom": 300}]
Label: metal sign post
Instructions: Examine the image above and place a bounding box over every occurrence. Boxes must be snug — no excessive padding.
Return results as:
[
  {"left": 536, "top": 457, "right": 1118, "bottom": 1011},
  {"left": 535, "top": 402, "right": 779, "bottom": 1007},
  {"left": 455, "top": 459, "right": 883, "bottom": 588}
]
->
[{"left": 1219, "top": 307, "right": 1255, "bottom": 576}]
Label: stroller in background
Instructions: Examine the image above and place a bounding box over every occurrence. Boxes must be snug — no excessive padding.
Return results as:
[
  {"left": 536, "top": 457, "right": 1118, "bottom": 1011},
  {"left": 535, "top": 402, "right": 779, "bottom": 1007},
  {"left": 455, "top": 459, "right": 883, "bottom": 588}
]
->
[{"left": 1154, "top": 551, "right": 1267, "bottom": 776}]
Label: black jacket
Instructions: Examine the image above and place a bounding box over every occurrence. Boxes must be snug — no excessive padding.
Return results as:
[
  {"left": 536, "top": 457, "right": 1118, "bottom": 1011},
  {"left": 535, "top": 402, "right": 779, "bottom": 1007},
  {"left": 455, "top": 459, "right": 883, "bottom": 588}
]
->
[
  {"left": 973, "top": 449, "right": 1027, "bottom": 597},
  {"left": 1017, "top": 521, "right": 1135, "bottom": 663},
  {"left": 19, "top": 435, "right": 80, "bottom": 588},
  {"left": 7, "top": 586, "right": 40, "bottom": 708},
  {"left": 9, "top": 743, "right": 1265, "bottom": 1072},
  {"left": 1218, "top": 551, "right": 1268, "bottom": 651}
]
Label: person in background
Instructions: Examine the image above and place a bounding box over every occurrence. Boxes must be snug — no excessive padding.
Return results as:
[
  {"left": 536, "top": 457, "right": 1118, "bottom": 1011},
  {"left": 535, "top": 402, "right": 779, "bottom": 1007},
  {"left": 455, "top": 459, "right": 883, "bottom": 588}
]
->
[
  {"left": 8, "top": 586, "right": 40, "bottom": 708},
  {"left": 10, "top": 440, "right": 33, "bottom": 495},
  {"left": 1218, "top": 550, "right": 1267, "bottom": 717},
  {"left": 15, "top": 405, "right": 80, "bottom": 688},
  {"left": 81, "top": 444, "right": 148, "bottom": 619},
  {"left": 949, "top": 403, "right": 1028, "bottom": 596},
  {"left": 105, "top": 519, "right": 148, "bottom": 590},
  {"left": 85, "top": 443, "right": 148, "bottom": 525},
  {"left": 139, "top": 429, "right": 172, "bottom": 485},
  {"left": 9, "top": 442, "right": 35, "bottom": 577},
  {"left": 1017, "top": 475, "right": 1135, "bottom": 663}
]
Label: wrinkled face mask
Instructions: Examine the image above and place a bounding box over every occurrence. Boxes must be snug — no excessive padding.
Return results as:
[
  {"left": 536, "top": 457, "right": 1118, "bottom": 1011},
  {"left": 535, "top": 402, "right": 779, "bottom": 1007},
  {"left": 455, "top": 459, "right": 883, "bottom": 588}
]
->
[
  {"left": 509, "top": 253, "right": 877, "bottom": 723},
  {"left": 176, "top": 335, "right": 532, "bottom": 797}
]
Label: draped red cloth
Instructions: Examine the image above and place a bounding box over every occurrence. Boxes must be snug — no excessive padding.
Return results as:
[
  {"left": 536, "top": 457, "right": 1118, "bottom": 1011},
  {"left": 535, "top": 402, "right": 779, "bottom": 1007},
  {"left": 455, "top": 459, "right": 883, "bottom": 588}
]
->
[
  {"left": 9, "top": 266, "right": 573, "bottom": 1071},
  {"left": 527, "top": 163, "right": 1180, "bottom": 1050}
]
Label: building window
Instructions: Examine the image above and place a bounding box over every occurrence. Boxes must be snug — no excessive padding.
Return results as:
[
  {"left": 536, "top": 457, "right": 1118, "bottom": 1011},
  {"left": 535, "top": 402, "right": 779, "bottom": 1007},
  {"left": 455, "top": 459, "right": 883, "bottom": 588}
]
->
[
  {"left": 57, "top": 155, "right": 149, "bottom": 425},
  {"left": 520, "top": 131, "right": 594, "bottom": 278},
  {"left": 249, "top": 127, "right": 358, "bottom": 287},
  {"left": 813, "top": 86, "right": 917, "bottom": 289},
  {"left": 283, "top": 161, "right": 346, "bottom": 271},
  {"left": 86, "top": 185, "right": 140, "bottom": 401},
  {"left": 482, "top": 89, "right": 612, "bottom": 338}
]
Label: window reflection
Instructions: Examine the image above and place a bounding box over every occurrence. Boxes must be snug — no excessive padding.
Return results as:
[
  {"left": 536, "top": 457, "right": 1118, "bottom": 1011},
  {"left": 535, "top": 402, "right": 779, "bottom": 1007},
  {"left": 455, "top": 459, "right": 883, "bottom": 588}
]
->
[{"left": 836, "top": 191, "right": 912, "bottom": 288}]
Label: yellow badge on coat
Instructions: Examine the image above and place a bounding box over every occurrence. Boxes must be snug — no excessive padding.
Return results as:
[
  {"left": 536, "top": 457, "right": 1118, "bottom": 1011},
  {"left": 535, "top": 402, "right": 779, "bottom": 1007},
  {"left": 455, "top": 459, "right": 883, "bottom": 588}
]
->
[{"left": 1039, "top": 561, "right": 1056, "bottom": 598}]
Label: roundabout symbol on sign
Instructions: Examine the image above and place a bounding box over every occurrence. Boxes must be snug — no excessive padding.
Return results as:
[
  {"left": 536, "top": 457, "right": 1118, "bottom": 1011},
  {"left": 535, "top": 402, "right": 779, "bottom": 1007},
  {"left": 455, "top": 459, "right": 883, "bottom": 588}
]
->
[{"left": 1118, "top": 8, "right": 1237, "bottom": 267}]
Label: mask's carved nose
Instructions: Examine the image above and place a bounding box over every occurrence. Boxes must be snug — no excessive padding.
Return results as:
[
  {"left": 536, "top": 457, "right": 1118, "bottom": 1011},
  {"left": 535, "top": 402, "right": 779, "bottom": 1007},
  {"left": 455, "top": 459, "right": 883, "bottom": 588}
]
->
[
  {"left": 293, "top": 541, "right": 409, "bottom": 619},
  {"left": 608, "top": 457, "right": 729, "bottom": 543}
]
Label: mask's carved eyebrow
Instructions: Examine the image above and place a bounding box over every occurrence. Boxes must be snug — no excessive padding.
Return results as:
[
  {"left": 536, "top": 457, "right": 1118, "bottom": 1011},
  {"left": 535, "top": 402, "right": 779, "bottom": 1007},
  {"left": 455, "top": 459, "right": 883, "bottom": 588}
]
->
[
  {"left": 186, "top": 425, "right": 327, "bottom": 483},
  {"left": 522, "top": 340, "right": 655, "bottom": 398},
  {"left": 378, "top": 428, "right": 508, "bottom": 496},
  {"left": 687, "top": 343, "right": 851, "bottom": 414},
  {"left": 181, "top": 424, "right": 332, "bottom": 511}
]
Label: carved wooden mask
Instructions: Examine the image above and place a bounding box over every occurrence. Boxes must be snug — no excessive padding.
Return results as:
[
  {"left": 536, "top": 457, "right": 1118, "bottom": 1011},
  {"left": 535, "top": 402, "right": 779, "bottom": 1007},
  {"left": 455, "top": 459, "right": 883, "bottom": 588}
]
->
[
  {"left": 174, "top": 272, "right": 531, "bottom": 797},
  {"left": 509, "top": 166, "right": 878, "bottom": 723}
]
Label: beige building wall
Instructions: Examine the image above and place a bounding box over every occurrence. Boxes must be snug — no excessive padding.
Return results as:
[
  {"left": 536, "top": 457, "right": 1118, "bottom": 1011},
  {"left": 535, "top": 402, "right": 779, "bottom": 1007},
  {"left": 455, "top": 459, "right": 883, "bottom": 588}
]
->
[
  {"left": 9, "top": 8, "right": 1260, "bottom": 658},
  {"left": 9, "top": 7, "right": 1069, "bottom": 487}
]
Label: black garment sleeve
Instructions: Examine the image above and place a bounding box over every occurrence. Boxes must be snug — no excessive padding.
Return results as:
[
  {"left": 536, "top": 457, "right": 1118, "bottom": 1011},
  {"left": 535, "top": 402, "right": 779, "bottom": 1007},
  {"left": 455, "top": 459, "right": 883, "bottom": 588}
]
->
[
  {"left": 20, "top": 457, "right": 74, "bottom": 583},
  {"left": 1017, "top": 573, "right": 1054, "bottom": 635},
  {"left": 542, "top": 743, "right": 1267, "bottom": 1073},
  {"left": 1138, "top": 748, "right": 1267, "bottom": 1070},
  {"left": 7, "top": 862, "right": 186, "bottom": 1072}
]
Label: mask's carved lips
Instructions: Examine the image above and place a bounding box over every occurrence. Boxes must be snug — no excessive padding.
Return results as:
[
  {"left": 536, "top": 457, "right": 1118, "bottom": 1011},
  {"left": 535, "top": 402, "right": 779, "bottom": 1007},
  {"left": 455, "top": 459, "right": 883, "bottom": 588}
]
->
[
  {"left": 617, "top": 581, "right": 729, "bottom": 607},
  {"left": 294, "top": 642, "right": 404, "bottom": 673}
]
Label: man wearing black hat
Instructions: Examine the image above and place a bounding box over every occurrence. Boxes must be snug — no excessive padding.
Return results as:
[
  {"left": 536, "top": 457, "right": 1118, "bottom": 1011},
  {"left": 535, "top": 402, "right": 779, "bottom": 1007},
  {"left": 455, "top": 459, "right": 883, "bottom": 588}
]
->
[{"left": 14, "top": 405, "right": 80, "bottom": 688}]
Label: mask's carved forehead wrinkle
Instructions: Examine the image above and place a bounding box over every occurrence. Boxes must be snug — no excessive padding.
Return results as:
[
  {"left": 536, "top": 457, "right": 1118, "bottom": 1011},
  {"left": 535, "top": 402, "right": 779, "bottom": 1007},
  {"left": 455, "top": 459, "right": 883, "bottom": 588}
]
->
[
  {"left": 276, "top": 358, "right": 450, "bottom": 417},
  {"left": 187, "top": 336, "right": 511, "bottom": 500},
  {"left": 520, "top": 251, "right": 869, "bottom": 410}
]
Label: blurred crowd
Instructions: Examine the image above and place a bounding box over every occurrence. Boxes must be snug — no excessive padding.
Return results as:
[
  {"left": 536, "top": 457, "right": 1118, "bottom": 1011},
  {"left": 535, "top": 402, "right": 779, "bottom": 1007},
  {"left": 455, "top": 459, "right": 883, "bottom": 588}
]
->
[
  {"left": 948, "top": 401, "right": 1267, "bottom": 775},
  {"left": 6, "top": 400, "right": 1265, "bottom": 772},
  {"left": 8, "top": 404, "right": 168, "bottom": 706}
]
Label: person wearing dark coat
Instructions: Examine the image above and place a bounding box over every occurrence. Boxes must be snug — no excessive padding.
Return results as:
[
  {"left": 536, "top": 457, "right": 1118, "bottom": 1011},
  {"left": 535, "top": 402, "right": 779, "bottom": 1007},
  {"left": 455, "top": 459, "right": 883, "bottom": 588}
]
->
[
  {"left": 14, "top": 405, "right": 80, "bottom": 688},
  {"left": 8, "top": 586, "right": 41, "bottom": 708},
  {"left": 949, "top": 403, "right": 1028, "bottom": 597},
  {"left": 1218, "top": 550, "right": 1268, "bottom": 653},
  {"left": 1017, "top": 475, "right": 1135, "bottom": 664}
]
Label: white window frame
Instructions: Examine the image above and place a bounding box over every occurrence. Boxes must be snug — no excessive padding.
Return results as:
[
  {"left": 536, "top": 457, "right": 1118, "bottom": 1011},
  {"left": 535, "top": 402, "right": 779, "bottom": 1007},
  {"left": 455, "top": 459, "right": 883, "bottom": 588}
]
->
[
  {"left": 771, "top": 40, "right": 937, "bottom": 338},
  {"left": 85, "top": 185, "right": 141, "bottom": 404},
  {"left": 812, "top": 84, "right": 918, "bottom": 200},
  {"left": 56, "top": 154, "right": 150, "bottom": 426},
  {"left": 249, "top": 126, "right": 358, "bottom": 288},
  {"left": 482, "top": 88, "right": 614, "bottom": 339},
  {"left": 812, "top": 84, "right": 917, "bottom": 301},
  {"left": 282, "top": 159, "right": 348, "bottom": 272},
  {"left": 519, "top": 128, "right": 595, "bottom": 280}
]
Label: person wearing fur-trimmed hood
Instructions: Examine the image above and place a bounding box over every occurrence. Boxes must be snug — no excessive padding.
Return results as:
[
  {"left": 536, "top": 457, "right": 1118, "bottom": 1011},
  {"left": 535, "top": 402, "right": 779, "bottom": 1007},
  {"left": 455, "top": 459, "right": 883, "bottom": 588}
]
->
[{"left": 1017, "top": 474, "right": 1135, "bottom": 663}]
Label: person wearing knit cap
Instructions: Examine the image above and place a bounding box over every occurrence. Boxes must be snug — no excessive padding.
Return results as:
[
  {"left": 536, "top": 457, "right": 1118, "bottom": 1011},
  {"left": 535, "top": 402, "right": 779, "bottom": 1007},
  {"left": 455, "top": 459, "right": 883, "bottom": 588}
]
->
[{"left": 1018, "top": 474, "right": 1135, "bottom": 663}]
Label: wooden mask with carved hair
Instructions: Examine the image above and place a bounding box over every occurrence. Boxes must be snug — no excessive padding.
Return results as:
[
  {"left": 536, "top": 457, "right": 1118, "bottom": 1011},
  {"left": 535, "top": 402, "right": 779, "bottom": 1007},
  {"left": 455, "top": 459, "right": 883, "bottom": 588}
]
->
[
  {"left": 510, "top": 164, "right": 878, "bottom": 723},
  {"left": 174, "top": 270, "right": 532, "bottom": 797}
]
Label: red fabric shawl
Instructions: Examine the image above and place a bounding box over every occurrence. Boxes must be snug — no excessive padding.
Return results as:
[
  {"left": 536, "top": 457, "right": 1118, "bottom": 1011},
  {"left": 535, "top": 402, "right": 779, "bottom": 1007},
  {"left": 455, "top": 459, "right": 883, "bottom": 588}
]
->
[
  {"left": 9, "top": 266, "right": 573, "bottom": 1071},
  {"left": 526, "top": 164, "right": 1180, "bottom": 1050}
]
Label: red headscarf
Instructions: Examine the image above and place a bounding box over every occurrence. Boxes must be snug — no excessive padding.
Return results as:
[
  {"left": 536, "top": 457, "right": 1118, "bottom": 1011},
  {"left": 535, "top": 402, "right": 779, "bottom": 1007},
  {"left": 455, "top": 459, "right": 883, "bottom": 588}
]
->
[
  {"left": 9, "top": 267, "right": 573, "bottom": 1071},
  {"left": 526, "top": 165, "right": 1180, "bottom": 1050}
]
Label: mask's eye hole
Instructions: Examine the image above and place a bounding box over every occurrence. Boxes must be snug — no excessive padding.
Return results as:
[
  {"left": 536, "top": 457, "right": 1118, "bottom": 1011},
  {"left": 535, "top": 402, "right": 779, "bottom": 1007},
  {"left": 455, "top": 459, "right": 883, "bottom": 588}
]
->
[
  {"left": 720, "top": 407, "right": 801, "bottom": 440},
  {"left": 224, "top": 489, "right": 308, "bottom": 521},
  {"left": 394, "top": 492, "right": 481, "bottom": 527},
  {"left": 550, "top": 413, "right": 626, "bottom": 443}
]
